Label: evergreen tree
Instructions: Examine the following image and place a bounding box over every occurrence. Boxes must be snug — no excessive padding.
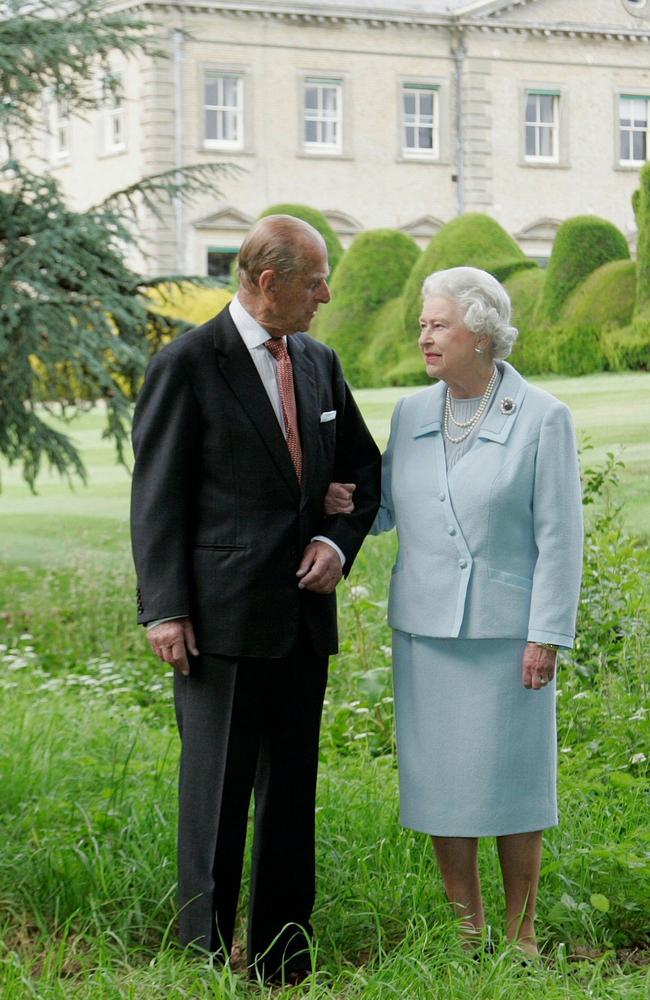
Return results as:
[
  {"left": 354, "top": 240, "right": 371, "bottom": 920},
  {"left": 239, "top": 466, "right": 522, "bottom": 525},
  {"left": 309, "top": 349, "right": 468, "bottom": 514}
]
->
[{"left": 0, "top": 0, "right": 234, "bottom": 488}]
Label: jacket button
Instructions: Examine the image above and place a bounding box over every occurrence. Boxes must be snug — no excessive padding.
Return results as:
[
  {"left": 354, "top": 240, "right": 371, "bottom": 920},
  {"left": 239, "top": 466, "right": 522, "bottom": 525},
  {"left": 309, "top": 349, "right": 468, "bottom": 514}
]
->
[
  {"left": 438, "top": 493, "right": 446, "bottom": 501},
  {"left": 448, "top": 526, "right": 456, "bottom": 536},
  {"left": 458, "top": 559, "right": 468, "bottom": 569}
]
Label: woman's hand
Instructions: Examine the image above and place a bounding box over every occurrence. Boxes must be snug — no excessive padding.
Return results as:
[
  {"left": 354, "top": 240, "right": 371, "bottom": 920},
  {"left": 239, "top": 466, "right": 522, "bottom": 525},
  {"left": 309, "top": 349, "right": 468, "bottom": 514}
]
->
[
  {"left": 521, "top": 642, "right": 557, "bottom": 690},
  {"left": 324, "top": 482, "right": 356, "bottom": 515}
]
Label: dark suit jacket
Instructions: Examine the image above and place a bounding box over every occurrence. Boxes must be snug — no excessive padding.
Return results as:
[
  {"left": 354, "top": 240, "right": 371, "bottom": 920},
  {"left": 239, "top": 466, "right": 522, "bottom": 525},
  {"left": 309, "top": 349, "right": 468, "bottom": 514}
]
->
[{"left": 130, "top": 306, "right": 381, "bottom": 658}]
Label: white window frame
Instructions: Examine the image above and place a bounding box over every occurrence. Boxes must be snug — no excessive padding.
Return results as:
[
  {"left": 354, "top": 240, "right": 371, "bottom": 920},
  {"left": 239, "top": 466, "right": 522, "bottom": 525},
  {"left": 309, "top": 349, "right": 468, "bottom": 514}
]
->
[
  {"left": 524, "top": 90, "right": 559, "bottom": 163},
  {"left": 401, "top": 84, "right": 439, "bottom": 159},
  {"left": 303, "top": 78, "right": 342, "bottom": 155},
  {"left": 203, "top": 71, "right": 244, "bottom": 151},
  {"left": 47, "top": 94, "right": 70, "bottom": 162},
  {"left": 99, "top": 71, "right": 127, "bottom": 155},
  {"left": 618, "top": 94, "right": 650, "bottom": 166}
]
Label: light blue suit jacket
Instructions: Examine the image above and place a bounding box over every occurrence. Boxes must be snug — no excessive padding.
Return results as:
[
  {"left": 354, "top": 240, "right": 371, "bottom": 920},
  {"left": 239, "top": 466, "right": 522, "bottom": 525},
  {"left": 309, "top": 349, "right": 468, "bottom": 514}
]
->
[{"left": 374, "top": 362, "right": 583, "bottom": 648}]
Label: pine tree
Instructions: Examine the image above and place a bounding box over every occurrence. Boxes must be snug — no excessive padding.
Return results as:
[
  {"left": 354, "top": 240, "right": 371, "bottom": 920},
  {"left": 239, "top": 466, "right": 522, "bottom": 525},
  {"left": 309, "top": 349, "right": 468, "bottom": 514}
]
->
[{"left": 0, "top": 0, "right": 235, "bottom": 488}]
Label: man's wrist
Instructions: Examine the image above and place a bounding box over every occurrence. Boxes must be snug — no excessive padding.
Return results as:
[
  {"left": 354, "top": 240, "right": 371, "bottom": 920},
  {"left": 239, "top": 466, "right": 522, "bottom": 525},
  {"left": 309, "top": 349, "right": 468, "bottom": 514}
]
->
[
  {"left": 311, "top": 536, "right": 346, "bottom": 567},
  {"left": 146, "top": 615, "right": 186, "bottom": 630}
]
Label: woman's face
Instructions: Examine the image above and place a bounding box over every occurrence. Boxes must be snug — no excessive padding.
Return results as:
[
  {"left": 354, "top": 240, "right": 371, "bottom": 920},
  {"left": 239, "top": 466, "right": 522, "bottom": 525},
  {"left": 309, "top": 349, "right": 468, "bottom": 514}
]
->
[{"left": 418, "top": 296, "right": 483, "bottom": 384}]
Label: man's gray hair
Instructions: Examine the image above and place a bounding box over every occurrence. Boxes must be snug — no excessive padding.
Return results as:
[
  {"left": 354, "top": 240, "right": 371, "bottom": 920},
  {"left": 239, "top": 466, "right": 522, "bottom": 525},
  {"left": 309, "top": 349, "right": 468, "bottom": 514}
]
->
[
  {"left": 238, "top": 215, "right": 326, "bottom": 289},
  {"left": 421, "top": 266, "right": 518, "bottom": 360}
]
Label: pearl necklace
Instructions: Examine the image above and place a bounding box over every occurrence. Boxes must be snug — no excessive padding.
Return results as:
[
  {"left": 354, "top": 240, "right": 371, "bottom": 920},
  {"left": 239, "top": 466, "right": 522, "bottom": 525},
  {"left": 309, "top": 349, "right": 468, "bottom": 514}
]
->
[{"left": 444, "top": 367, "right": 498, "bottom": 444}]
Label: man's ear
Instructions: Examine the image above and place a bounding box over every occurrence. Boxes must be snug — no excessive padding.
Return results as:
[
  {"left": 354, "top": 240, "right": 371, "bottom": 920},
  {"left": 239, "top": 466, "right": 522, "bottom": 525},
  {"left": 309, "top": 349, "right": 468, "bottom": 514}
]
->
[{"left": 258, "top": 268, "right": 277, "bottom": 297}]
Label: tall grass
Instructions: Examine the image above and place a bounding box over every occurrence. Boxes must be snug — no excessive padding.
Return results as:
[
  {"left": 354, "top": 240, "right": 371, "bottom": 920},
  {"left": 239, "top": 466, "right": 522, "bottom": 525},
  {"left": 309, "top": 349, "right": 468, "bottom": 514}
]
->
[{"left": 0, "top": 385, "right": 648, "bottom": 997}]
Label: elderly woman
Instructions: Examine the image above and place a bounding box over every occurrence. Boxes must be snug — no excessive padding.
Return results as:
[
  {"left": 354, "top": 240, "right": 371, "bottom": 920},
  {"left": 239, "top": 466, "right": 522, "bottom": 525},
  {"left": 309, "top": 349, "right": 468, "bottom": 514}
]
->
[{"left": 328, "top": 266, "right": 583, "bottom": 956}]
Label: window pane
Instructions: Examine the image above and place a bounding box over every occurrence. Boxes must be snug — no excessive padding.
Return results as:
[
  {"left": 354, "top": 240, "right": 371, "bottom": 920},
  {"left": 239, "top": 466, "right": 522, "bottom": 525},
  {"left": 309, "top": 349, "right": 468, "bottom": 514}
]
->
[
  {"left": 305, "top": 87, "right": 318, "bottom": 110},
  {"left": 525, "top": 125, "right": 536, "bottom": 156},
  {"left": 620, "top": 132, "right": 630, "bottom": 161},
  {"left": 420, "top": 93, "right": 433, "bottom": 116},
  {"left": 539, "top": 126, "right": 553, "bottom": 157},
  {"left": 205, "top": 80, "right": 219, "bottom": 107},
  {"left": 205, "top": 110, "right": 217, "bottom": 140},
  {"left": 525, "top": 96, "right": 537, "bottom": 124},
  {"left": 405, "top": 125, "right": 416, "bottom": 148},
  {"left": 322, "top": 87, "right": 337, "bottom": 113},
  {"left": 223, "top": 77, "right": 237, "bottom": 107},
  {"left": 323, "top": 120, "right": 336, "bottom": 144},
  {"left": 305, "top": 120, "right": 318, "bottom": 143},
  {"left": 418, "top": 126, "right": 433, "bottom": 149},
  {"left": 403, "top": 92, "right": 416, "bottom": 116},
  {"left": 539, "top": 96, "right": 555, "bottom": 123},
  {"left": 633, "top": 130, "right": 646, "bottom": 161}
]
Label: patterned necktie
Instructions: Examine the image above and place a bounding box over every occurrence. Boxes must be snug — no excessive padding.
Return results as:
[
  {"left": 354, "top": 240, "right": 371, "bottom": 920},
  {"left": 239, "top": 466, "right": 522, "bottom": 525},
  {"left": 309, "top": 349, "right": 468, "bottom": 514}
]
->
[{"left": 264, "top": 337, "right": 303, "bottom": 485}]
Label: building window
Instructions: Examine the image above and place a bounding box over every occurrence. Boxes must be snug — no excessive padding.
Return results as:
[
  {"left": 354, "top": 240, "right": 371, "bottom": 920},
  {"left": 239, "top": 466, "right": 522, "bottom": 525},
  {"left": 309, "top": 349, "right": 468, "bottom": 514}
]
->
[
  {"left": 204, "top": 73, "right": 243, "bottom": 149},
  {"left": 101, "top": 72, "right": 126, "bottom": 154},
  {"left": 524, "top": 91, "right": 559, "bottom": 162},
  {"left": 303, "top": 80, "right": 341, "bottom": 154},
  {"left": 619, "top": 95, "right": 649, "bottom": 164},
  {"left": 402, "top": 85, "right": 438, "bottom": 157},
  {"left": 48, "top": 96, "right": 70, "bottom": 161},
  {"left": 207, "top": 247, "right": 238, "bottom": 282}
]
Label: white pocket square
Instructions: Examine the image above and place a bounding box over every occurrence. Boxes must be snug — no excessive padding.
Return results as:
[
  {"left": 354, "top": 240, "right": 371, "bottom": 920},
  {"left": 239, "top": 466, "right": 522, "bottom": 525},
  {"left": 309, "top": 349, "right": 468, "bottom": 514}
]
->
[{"left": 320, "top": 410, "right": 337, "bottom": 423}]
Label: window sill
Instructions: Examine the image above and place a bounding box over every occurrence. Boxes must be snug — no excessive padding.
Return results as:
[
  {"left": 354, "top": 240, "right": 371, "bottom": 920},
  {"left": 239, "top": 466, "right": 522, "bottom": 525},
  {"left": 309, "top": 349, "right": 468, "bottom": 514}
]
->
[
  {"left": 519, "top": 159, "right": 569, "bottom": 170},
  {"left": 97, "top": 146, "right": 128, "bottom": 159},
  {"left": 397, "top": 154, "right": 447, "bottom": 165},
  {"left": 614, "top": 161, "right": 648, "bottom": 171},
  {"left": 200, "top": 144, "right": 254, "bottom": 157},
  {"left": 297, "top": 151, "right": 352, "bottom": 161}
]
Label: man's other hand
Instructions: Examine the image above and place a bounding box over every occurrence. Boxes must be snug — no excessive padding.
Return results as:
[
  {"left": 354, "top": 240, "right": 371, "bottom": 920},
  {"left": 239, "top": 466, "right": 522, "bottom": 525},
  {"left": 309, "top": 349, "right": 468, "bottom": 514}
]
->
[
  {"left": 296, "top": 541, "right": 343, "bottom": 594},
  {"left": 147, "top": 617, "right": 199, "bottom": 676},
  {"left": 324, "top": 482, "right": 356, "bottom": 515}
]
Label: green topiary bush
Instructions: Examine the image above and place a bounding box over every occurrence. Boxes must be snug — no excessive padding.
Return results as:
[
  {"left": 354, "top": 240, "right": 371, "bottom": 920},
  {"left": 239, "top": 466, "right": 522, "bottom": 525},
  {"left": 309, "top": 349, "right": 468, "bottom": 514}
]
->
[
  {"left": 316, "top": 229, "right": 420, "bottom": 385},
  {"left": 536, "top": 216, "right": 630, "bottom": 325},
  {"left": 634, "top": 162, "right": 650, "bottom": 316},
  {"left": 357, "top": 297, "right": 428, "bottom": 387},
  {"left": 560, "top": 259, "right": 636, "bottom": 332},
  {"left": 258, "top": 203, "right": 344, "bottom": 274},
  {"left": 550, "top": 325, "right": 606, "bottom": 376},
  {"left": 504, "top": 268, "right": 547, "bottom": 374},
  {"left": 602, "top": 322, "right": 650, "bottom": 370},
  {"left": 401, "top": 213, "right": 536, "bottom": 339}
]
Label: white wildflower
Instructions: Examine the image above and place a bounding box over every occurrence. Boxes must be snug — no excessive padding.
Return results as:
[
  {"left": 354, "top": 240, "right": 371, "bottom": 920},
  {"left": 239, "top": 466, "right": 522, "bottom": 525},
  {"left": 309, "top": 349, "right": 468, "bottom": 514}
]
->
[
  {"left": 349, "top": 585, "right": 370, "bottom": 599},
  {"left": 630, "top": 753, "right": 646, "bottom": 765}
]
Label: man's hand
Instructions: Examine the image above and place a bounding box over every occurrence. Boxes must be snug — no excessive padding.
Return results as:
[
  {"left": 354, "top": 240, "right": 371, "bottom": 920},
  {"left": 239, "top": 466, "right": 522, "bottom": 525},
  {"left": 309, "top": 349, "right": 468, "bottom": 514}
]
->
[
  {"left": 521, "top": 641, "right": 557, "bottom": 690},
  {"left": 296, "top": 541, "right": 343, "bottom": 594},
  {"left": 147, "top": 617, "right": 199, "bottom": 677},
  {"left": 324, "top": 482, "right": 356, "bottom": 515}
]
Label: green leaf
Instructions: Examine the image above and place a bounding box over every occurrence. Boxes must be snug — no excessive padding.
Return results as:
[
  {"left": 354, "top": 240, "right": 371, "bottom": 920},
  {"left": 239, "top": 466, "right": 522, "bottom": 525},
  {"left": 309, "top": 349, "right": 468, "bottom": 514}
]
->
[{"left": 590, "top": 893, "right": 610, "bottom": 913}]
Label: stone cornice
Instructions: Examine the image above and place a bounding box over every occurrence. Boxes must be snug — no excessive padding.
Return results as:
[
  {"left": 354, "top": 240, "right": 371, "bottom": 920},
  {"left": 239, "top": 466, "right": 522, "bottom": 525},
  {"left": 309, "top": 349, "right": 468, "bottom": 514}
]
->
[{"left": 111, "top": 0, "right": 650, "bottom": 41}]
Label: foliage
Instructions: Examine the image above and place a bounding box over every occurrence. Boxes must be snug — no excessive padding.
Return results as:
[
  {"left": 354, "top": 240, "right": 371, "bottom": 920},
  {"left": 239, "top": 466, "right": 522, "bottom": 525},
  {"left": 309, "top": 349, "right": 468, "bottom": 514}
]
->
[
  {"left": 550, "top": 325, "right": 607, "bottom": 376},
  {"left": 633, "top": 161, "right": 650, "bottom": 315},
  {"left": 259, "top": 202, "right": 345, "bottom": 274},
  {"left": 601, "top": 322, "right": 650, "bottom": 371},
  {"left": 560, "top": 259, "right": 637, "bottom": 333},
  {"left": 0, "top": 0, "right": 234, "bottom": 490},
  {"left": 357, "top": 297, "right": 428, "bottom": 387},
  {"left": 146, "top": 282, "right": 233, "bottom": 326},
  {"left": 316, "top": 229, "right": 420, "bottom": 386},
  {"left": 536, "top": 217, "right": 630, "bottom": 326},
  {"left": 505, "top": 268, "right": 549, "bottom": 375},
  {"left": 401, "top": 213, "right": 536, "bottom": 340}
]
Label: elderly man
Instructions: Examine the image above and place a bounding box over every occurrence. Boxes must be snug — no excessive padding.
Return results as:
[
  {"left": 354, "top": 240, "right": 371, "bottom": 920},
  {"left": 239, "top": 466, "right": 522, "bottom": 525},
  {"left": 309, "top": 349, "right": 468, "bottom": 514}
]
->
[{"left": 130, "top": 215, "right": 380, "bottom": 982}]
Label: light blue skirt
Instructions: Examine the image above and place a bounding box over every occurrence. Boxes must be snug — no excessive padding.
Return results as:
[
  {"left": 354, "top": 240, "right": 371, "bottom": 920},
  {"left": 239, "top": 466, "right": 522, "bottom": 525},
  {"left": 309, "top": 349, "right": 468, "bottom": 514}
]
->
[{"left": 392, "top": 631, "right": 558, "bottom": 837}]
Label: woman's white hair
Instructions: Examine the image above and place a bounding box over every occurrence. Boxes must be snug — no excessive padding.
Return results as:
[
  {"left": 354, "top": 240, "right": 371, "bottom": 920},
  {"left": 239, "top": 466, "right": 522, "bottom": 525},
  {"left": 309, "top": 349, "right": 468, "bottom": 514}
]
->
[{"left": 421, "top": 266, "right": 518, "bottom": 360}]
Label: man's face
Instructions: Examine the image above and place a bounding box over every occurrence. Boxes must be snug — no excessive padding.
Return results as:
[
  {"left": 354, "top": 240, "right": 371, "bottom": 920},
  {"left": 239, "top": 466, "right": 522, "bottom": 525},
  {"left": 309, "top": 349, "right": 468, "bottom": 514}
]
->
[{"left": 269, "top": 240, "right": 331, "bottom": 336}]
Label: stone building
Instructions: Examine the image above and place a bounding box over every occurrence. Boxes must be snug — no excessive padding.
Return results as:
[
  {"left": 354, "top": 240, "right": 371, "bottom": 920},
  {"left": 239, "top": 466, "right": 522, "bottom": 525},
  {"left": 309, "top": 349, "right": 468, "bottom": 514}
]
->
[{"left": 39, "top": 0, "right": 650, "bottom": 275}]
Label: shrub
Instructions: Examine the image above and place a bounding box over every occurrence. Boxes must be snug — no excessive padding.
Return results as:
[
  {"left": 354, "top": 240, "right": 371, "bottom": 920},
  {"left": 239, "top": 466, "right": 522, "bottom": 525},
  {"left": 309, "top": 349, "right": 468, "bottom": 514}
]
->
[
  {"left": 258, "top": 203, "right": 344, "bottom": 274},
  {"left": 561, "top": 259, "right": 637, "bottom": 332},
  {"left": 146, "top": 282, "right": 232, "bottom": 326},
  {"left": 357, "top": 297, "right": 429, "bottom": 387},
  {"left": 505, "top": 268, "right": 549, "bottom": 374},
  {"left": 536, "top": 216, "right": 630, "bottom": 325},
  {"left": 601, "top": 321, "right": 650, "bottom": 371},
  {"left": 550, "top": 324, "right": 606, "bottom": 376},
  {"left": 401, "top": 213, "right": 536, "bottom": 339},
  {"left": 316, "top": 229, "right": 420, "bottom": 385},
  {"left": 634, "top": 161, "right": 650, "bottom": 315}
]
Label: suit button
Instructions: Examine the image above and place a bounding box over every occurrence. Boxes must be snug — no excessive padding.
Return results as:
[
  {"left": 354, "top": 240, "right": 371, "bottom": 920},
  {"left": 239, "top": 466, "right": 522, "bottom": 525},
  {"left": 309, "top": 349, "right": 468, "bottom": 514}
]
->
[
  {"left": 459, "top": 559, "right": 468, "bottom": 569},
  {"left": 448, "top": 526, "right": 456, "bottom": 536},
  {"left": 438, "top": 493, "right": 446, "bottom": 501}
]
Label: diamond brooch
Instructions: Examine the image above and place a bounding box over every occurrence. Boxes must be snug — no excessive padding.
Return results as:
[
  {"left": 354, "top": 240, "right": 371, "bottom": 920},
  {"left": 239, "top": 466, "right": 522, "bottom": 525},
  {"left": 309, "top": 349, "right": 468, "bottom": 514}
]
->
[{"left": 499, "top": 397, "right": 516, "bottom": 415}]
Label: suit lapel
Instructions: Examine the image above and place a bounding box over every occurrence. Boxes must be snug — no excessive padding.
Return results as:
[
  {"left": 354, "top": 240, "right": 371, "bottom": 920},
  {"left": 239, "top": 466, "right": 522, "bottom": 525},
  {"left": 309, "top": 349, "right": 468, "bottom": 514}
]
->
[
  {"left": 212, "top": 310, "right": 301, "bottom": 501},
  {"left": 288, "top": 335, "right": 319, "bottom": 500}
]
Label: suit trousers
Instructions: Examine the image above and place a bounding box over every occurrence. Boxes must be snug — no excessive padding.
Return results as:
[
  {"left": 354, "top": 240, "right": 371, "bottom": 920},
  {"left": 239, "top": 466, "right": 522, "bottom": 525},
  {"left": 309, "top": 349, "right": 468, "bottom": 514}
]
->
[{"left": 173, "top": 630, "right": 328, "bottom": 977}]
